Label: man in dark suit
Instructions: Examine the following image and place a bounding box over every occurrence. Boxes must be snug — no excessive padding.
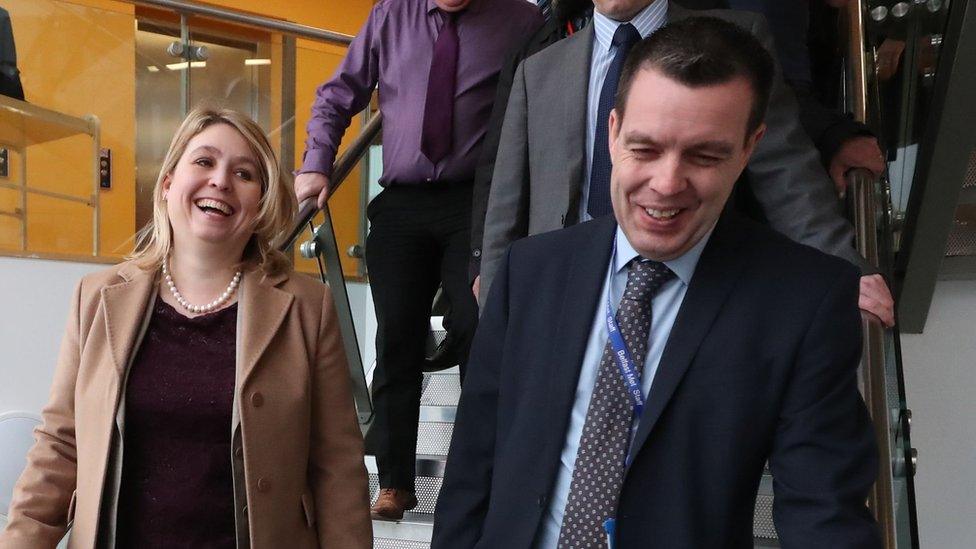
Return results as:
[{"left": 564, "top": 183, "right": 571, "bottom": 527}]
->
[{"left": 433, "top": 17, "right": 880, "bottom": 548}]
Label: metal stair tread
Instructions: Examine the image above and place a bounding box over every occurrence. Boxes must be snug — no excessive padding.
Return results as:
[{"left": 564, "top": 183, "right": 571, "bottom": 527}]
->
[{"left": 372, "top": 512, "right": 434, "bottom": 544}]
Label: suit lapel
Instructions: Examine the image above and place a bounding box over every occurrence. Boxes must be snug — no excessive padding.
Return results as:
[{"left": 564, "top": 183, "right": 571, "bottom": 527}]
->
[
  {"left": 542, "top": 218, "right": 617, "bottom": 472},
  {"left": 237, "top": 269, "right": 293, "bottom": 387},
  {"left": 626, "top": 214, "right": 750, "bottom": 466},
  {"left": 101, "top": 263, "right": 156, "bottom": 377}
]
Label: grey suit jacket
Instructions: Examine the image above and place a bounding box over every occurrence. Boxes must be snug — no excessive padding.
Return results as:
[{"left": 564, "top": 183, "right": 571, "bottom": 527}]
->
[{"left": 479, "top": 1, "right": 870, "bottom": 304}]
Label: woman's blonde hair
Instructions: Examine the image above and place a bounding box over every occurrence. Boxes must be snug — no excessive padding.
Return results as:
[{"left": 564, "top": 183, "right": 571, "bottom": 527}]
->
[{"left": 130, "top": 106, "right": 297, "bottom": 275}]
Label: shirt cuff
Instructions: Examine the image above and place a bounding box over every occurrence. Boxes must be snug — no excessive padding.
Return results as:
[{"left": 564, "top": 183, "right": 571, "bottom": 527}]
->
[
  {"left": 296, "top": 149, "right": 336, "bottom": 179},
  {"left": 817, "top": 118, "right": 875, "bottom": 167}
]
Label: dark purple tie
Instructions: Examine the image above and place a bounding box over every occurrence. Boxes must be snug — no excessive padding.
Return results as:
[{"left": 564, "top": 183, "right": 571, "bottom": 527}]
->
[{"left": 421, "top": 11, "right": 459, "bottom": 165}]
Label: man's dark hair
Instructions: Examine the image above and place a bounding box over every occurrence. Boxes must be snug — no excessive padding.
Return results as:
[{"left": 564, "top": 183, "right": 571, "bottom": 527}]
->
[{"left": 615, "top": 17, "right": 775, "bottom": 137}]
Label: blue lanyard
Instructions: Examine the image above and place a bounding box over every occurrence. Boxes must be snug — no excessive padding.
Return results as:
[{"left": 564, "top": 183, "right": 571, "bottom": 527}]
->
[
  {"left": 604, "top": 236, "right": 648, "bottom": 419},
  {"left": 605, "top": 297, "right": 645, "bottom": 418},
  {"left": 604, "top": 270, "right": 643, "bottom": 548}
]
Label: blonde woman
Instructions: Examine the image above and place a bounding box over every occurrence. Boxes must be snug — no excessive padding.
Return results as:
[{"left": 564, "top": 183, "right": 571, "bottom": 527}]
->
[{"left": 0, "top": 107, "right": 372, "bottom": 548}]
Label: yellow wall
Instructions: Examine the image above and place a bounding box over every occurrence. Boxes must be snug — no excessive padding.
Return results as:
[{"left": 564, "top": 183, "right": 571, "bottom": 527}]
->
[
  {"left": 1, "top": 0, "right": 136, "bottom": 258},
  {"left": 0, "top": 0, "right": 373, "bottom": 277}
]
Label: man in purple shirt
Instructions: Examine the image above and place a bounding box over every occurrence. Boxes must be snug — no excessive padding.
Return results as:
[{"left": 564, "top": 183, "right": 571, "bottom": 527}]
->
[{"left": 296, "top": 0, "right": 543, "bottom": 520}]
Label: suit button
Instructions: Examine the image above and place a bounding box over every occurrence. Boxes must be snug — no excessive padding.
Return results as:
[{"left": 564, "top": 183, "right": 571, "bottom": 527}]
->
[
  {"left": 257, "top": 478, "right": 271, "bottom": 492},
  {"left": 472, "top": 249, "right": 482, "bottom": 258},
  {"left": 538, "top": 495, "right": 548, "bottom": 508},
  {"left": 234, "top": 447, "right": 243, "bottom": 459},
  {"left": 251, "top": 392, "right": 264, "bottom": 407}
]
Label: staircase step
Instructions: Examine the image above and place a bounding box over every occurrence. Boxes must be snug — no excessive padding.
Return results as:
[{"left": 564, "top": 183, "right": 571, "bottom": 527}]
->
[
  {"left": 419, "top": 405, "right": 456, "bottom": 423},
  {"left": 366, "top": 456, "right": 446, "bottom": 516},
  {"left": 373, "top": 513, "right": 434, "bottom": 546},
  {"left": 416, "top": 421, "right": 454, "bottom": 456},
  {"left": 753, "top": 492, "right": 779, "bottom": 546},
  {"left": 421, "top": 370, "right": 461, "bottom": 407}
]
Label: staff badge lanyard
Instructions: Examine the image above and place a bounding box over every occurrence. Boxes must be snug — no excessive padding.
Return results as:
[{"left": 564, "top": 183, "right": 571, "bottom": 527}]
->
[{"left": 603, "top": 238, "right": 653, "bottom": 548}]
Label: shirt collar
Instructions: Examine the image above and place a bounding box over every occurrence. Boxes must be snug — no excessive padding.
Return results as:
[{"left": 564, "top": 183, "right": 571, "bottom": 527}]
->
[
  {"left": 613, "top": 223, "right": 713, "bottom": 286},
  {"left": 427, "top": 0, "right": 482, "bottom": 16},
  {"left": 593, "top": 0, "right": 668, "bottom": 52}
]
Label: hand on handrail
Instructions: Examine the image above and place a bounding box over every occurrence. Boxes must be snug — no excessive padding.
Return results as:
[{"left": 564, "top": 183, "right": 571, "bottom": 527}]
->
[
  {"left": 296, "top": 172, "right": 332, "bottom": 210},
  {"left": 859, "top": 273, "right": 895, "bottom": 327},
  {"left": 830, "top": 135, "right": 885, "bottom": 198}
]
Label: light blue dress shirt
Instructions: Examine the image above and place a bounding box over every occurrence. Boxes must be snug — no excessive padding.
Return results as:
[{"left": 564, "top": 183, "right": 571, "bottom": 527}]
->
[
  {"left": 534, "top": 225, "right": 713, "bottom": 548},
  {"left": 579, "top": 1, "right": 668, "bottom": 223}
]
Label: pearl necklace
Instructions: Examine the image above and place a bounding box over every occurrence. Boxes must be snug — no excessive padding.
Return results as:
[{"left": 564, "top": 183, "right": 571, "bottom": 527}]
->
[{"left": 162, "top": 259, "right": 242, "bottom": 315}]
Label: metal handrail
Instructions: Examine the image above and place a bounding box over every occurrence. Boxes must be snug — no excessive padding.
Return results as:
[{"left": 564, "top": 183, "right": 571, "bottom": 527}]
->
[
  {"left": 849, "top": 169, "right": 897, "bottom": 548},
  {"left": 847, "top": 0, "right": 869, "bottom": 123},
  {"left": 127, "top": 0, "right": 353, "bottom": 45},
  {"left": 846, "top": 1, "right": 897, "bottom": 546},
  {"left": 275, "top": 112, "right": 382, "bottom": 251}
]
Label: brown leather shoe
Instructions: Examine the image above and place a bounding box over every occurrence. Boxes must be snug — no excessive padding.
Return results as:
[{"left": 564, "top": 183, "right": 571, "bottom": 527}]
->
[{"left": 370, "top": 488, "right": 418, "bottom": 520}]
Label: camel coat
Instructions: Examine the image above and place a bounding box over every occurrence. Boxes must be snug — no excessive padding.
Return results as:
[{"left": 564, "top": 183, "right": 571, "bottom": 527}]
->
[{"left": 0, "top": 261, "right": 372, "bottom": 548}]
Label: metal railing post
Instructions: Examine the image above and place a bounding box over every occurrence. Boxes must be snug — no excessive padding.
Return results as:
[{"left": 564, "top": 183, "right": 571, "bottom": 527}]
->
[
  {"left": 276, "top": 114, "right": 383, "bottom": 425},
  {"left": 306, "top": 205, "right": 373, "bottom": 424}
]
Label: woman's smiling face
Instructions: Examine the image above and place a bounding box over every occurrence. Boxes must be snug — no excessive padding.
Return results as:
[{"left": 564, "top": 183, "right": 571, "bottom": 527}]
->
[{"left": 163, "top": 122, "right": 264, "bottom": 255}]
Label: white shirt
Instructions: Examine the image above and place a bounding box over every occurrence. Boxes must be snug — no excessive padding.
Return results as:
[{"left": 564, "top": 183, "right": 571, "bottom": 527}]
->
[
  {"left": 579, "top": 1, "right": 669, "bottom": 223},
  {"left": 534, "top": 225, "right": 712, "bottom": 548}
]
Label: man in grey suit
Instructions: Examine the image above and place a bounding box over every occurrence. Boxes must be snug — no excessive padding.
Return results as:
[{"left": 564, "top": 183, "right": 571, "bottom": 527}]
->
[{"left": 477, "top": 0, "right": 894, "bottom": 325}]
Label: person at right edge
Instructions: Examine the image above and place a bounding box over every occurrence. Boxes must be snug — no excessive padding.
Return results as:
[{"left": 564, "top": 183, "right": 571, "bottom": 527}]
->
[{"left": 433, "top": 17, "right": 881, "bottom": 548}]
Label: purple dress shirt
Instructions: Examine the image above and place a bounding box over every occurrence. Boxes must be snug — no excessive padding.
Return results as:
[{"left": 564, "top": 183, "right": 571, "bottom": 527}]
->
[{"left": 300, "top": 0, "right": 543, "bottom": 186}]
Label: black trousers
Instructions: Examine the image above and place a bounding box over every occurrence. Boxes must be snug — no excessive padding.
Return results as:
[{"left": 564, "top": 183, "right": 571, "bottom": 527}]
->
[{"left": 364, "top": 182, "right": 479, "bottom": 491}]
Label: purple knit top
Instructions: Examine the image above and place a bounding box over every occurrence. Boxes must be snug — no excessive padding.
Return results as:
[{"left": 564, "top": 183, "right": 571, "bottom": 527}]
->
[{"left": 116, "top": 296, "right": 238, "bottom": 547}]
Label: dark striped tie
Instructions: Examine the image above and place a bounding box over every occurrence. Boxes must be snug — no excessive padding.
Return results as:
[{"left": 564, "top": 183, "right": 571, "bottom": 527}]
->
[{"left": 587, "top": 23, "right": 641, "bottom": 219}]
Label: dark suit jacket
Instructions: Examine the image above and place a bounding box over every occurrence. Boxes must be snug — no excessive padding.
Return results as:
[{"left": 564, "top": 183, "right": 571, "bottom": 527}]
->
[
  {"left": 472, "top": 2, "right": 875, "bottom": 300},
  {"left": 433, "top": 213, "right": 881, "bottom": 548},
  {"left": 0, "top": 7, "right": 25, "bottom": 101}
]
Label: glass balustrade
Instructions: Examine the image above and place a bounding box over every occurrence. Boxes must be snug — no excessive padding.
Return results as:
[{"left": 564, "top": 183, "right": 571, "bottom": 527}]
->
[{"left": 867, "top": 0, "right": 953, "bottom": 234}]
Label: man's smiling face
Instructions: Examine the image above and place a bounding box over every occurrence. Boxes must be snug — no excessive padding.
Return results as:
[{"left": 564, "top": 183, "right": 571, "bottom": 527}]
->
[{"left": 609, "top": 67, "right": 765, "bottom": 261}]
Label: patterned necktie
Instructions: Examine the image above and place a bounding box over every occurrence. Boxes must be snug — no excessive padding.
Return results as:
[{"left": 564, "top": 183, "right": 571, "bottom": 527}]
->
[
  {"left": 587, "top": 23, "right": 641, "bottom": 218},
  {"left": 557, "top": 258, "right": 674, "bottom": 548},
  {"left": 421, "top": 10, "right": 459, "bottom": 165}
]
